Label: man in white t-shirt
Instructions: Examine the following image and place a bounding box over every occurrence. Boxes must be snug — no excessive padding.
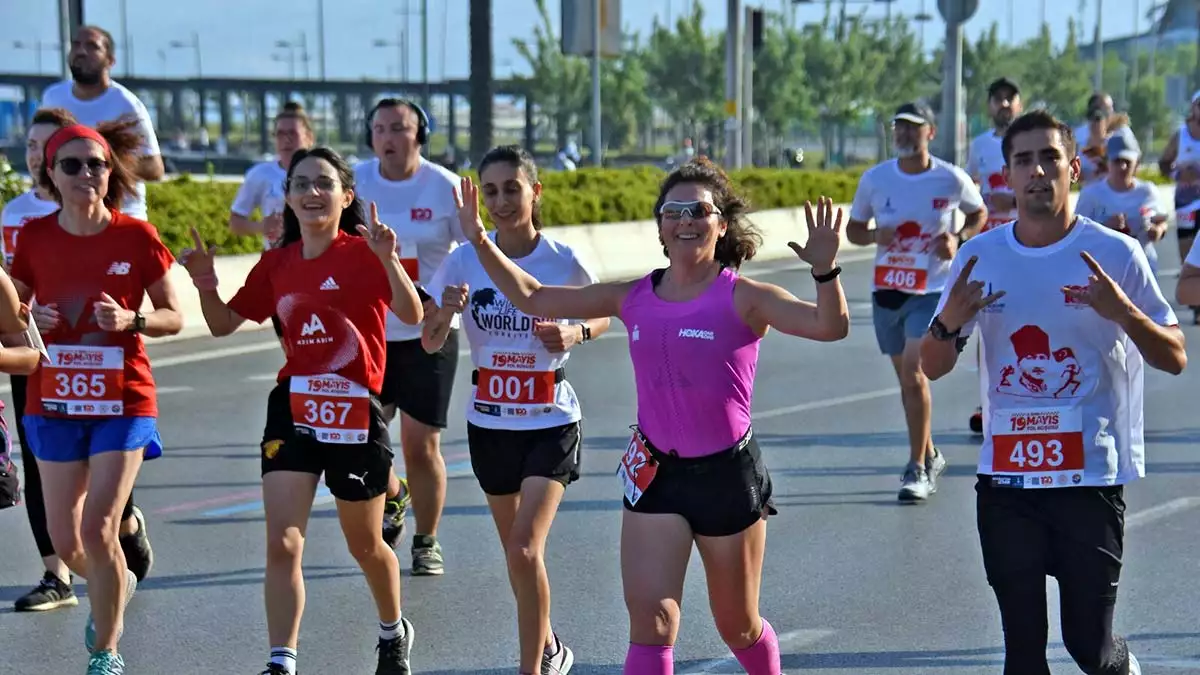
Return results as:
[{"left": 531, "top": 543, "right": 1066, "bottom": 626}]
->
[
  {"left": 923, "top": 110, "right": 1184, "bottom": 675},
  {"left": 847, "top": 101, "right": 988, "bottom": 503},
  {"left": 354, "top": 98, "right": 464, "bottom": 576},
  {"left": 40, "top": 25, "right": 163, "bottom": 220}
]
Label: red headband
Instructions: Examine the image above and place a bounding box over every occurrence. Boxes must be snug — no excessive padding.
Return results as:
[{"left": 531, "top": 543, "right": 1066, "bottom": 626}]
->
[{"left": 44, "top": 124, "right": 110, "bottom": 167}]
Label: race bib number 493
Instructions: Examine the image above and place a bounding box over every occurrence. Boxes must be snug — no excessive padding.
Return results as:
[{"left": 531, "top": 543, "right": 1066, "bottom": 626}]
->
[{"left": 990, "top": 407, "right": 1085, "bottom": 488}]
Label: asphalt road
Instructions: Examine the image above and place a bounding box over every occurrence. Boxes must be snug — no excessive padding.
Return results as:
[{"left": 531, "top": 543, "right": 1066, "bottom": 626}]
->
[{"left": 2, "top": 241, "right": 1200, "bottom": 675}]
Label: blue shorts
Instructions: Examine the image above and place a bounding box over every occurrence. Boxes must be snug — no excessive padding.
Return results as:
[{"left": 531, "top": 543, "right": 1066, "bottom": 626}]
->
[
  {"left": 872, "top": 291, "right": 942, "bottom": 356},
  {"left": 23, "top": 415, "right": 163, "bottom": 463}
]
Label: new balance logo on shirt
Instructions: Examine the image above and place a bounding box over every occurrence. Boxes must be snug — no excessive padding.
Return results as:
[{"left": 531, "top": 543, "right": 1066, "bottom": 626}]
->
[
  {"left": 320, "top": 276, "right": 340, "bottom": 291},
  {"left": 106, "top": 262, "right": 131, "bottom": 275}
]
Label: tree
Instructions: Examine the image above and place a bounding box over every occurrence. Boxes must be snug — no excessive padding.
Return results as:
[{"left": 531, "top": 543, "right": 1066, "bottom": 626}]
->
[
  {"left": 599, "top": 41, "right": 653, "bottom": 151},
  {"left": 511, "top": 0, "right": 589, "bottom": 148},
  {"left": 1128, "top": 75, "right": 1172, "bottom": 144},
  {"left": 641, "top": 3, "right": 724, "bottom": 150},
  {"left": 750, "top": 10, "right": 815, "bottom": 159}
]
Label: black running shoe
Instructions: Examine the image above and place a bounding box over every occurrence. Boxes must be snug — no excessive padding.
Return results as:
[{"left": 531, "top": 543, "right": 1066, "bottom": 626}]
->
[
  {"left": 14, "top": 571, "right": 77, "bottom": 612},
  {"left": 410, "top": 535, "right": 444, "bottom": 576},
  {"left": 382, "top": 497, "right": 408, "bottom": 550},
  {"left": 259, "top": 665, "right": 291, "bottom": 675},
  {"left": 969, "top": 407, "right": 983, "bottom": 435},
  {"left": 119, "top": 505, "right": 154, "bottom": 581},
  {"left": 375, "top": 617, "right": 415, "bottom": 675}
]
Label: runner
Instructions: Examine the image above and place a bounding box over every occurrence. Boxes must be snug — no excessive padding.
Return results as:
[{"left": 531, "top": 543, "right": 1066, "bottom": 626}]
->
[
  {"left": 1075, "top": 93, "right": 1129, "bottom": 188},
  {"left": 457, "top": 157, "right": 849, "bottom": 675},
  {"left": 12, "top": 120, "right": 184, "bottom": 674},
  {"left": 964, "top": 77, "right": 1023, "bottom": 434},
  {"left": 846, "top": 101, "right": 987, "bottom": 502},
  {"left": 39, "top": 25, "right": 160, "bottom": 580},
  {"left": 1157, "top": 91, "right": 1200, "bottom": 323},
  {"left": 922, "top": 109, "right": 1184, "bottom": 675},
  {"left": 424, "top": 145, "right": 606, "bottom": 675},
  {"left": 355, "top": 98, "right": 461, "bottom": 574},
  {"left": 1, "top": 107, "right": 83, "bottom": 613},
  {"left": 1075, "top": 129, "right": 1168, "bottom": 274},
  {"left": 180, "top": 146, "right": 424, "bottom": 675}
]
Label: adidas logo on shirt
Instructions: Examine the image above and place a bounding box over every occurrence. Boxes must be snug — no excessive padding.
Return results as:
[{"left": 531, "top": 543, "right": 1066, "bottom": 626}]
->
[{"left": 320, "top": 276, "right": 340, "bottom": 291}]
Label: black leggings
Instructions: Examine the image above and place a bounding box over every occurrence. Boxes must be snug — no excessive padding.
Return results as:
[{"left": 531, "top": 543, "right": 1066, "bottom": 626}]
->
[
  {"left": 12, "top": 375, "right": 136, "bottom": 561},
  {"left": 977, "top": 477, "right": 1129, "bottom": 675}
]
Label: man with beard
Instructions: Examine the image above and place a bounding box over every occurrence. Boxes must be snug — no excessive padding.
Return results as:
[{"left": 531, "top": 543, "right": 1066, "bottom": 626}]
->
[
  {"left": 922, "top": 109, "right": 1185, "bottom": 675},
  {"left": 40, "top": 25, "right": 163, "bottom": 221},
  {"left": 847, "top": 101, "right": 987, "bottom": 503}
]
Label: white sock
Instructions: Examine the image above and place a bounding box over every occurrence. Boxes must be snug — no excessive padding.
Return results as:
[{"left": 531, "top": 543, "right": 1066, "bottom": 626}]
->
[
  {"left": 380, "top": 616, "right": 404, "bottom": 640},
  {"left": 269, "top": 647, "right": 297, "bottom": 674}
]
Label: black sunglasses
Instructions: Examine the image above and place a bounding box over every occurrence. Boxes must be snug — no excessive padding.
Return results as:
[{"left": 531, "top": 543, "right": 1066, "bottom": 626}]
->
[{"left": 56, "top": 157, "right": 110, "bottom": 176}]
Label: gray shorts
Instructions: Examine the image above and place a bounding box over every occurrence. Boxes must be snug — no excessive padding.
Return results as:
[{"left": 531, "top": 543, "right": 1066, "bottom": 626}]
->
[{"left": 872, "top": 291, "right": 942, "bottom": 356}]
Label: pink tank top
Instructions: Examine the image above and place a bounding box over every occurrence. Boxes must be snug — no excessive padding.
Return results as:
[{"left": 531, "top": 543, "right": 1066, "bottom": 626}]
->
[{"left": 620, "top": 266, "right": 761, "bottom": 458}]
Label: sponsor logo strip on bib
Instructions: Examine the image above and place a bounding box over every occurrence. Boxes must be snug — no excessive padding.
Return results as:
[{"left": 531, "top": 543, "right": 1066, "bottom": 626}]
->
[
  {"left": 289, "top": 374, "right": 371, "bottom": 445},
  {"left": 990, "top": 407, "right": 1085, "bottom": 488},
  {"left": 617, "top": 431, "right": 657, "bottom": 505},
  {"left": 41, "top": 345, "right": 125, "bottom": 416}
]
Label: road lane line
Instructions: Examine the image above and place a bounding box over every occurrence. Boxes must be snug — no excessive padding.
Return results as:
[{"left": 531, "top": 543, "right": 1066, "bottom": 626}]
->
[
  {"left": 677, "top": 628, "right": 836, "bottom": 675},
  {"left": 1126, "top": 496, "right": 1200, "bottom": 529},
  {"left": 158, "top": 386, "right": 195, "bottom": 394},
  {"left": 751, "top": 388, "right": 901, "bottom": 420}
]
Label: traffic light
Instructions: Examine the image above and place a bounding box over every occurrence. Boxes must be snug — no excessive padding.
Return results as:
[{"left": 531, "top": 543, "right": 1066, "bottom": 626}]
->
[{"left": 750, "top": 8, "right": 764, "bottom": 53}]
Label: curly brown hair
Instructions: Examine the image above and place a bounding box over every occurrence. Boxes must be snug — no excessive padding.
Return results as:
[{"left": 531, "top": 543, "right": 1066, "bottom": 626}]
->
[
  {"left": 37, "top": 114, "right": 144, "bottom": 212},
  {"left": 30, "top": 107, "right": 78, "bottom": 128},
  {"left": 653, "top": 156, "right": 762, "bottom": 268}
]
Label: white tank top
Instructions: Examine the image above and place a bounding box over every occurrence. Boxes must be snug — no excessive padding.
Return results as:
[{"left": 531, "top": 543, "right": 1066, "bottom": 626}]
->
[
  {"left": 1176, "top": 123, "right": 1200, "bottom": 174},
  {"left": 1173, "top": 124, "right": 1200, "bottom": 230}
]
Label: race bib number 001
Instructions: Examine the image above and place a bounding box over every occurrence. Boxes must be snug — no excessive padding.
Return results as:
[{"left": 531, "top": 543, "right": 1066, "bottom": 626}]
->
[
  {"left": 289, "top": 374, "right": 371, "bottom": 445},
  {"left": 40, "top": 345, "right": 125, "bottom": 416},
  {"left": 617, "top": 432, "right": 657, "bottom": 505},
  {"left": 874, "top": 252, "right": 929, "bottom": 292},
  {"left": 396, "top": 239, "right": 419, "bottom": 281},
  {"left": 474, "top": 348, "right": 559, "bottom": 417},
  {"left": 990, "top": 407, "right": 1085, "bottom": 488}
]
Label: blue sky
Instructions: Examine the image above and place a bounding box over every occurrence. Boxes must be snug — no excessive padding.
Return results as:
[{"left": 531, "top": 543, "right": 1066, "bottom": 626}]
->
[{"left": 0, "top": 0, "right": 1148, "bottom": 82}]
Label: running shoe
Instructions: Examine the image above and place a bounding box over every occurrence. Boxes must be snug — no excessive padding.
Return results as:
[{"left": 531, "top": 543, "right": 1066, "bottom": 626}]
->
[
  {"left": 15, "top": 570, "right": 78, "bottom": 612},
  {"left": 375, "top": 616, "right": 415, "bottom": 674},
  {"left": 411, "top": 535, "right": 444, "bottom": 576},
  {"left": 1128, "top": 651, "right": 1142, "bottom": 675},
  {"left": 925, "top": 447, "right": 947, "bottom": 494},
  {"left": 259, "top": 665, "right": 292, "bottom": 675},
  {"left": 119, "top": 505, "right": 154, "bottom": 582},
  {"left": 86, "top": 650, "right": 125, "bottom": 675},
  {"left": 898, "top": 463, "right": 931, "bottom": 503},
  {"left": 84, "top": 569, "right": 137, "bottom": 653},
  {"left": 382, "top": 478, "right": 411, "bottom": 550},
  {"left": 969, "top": 407, "right": 983, "bottom": 434},
  {"left": 541, "top": 633, "right": 575, "bottom": 675}
]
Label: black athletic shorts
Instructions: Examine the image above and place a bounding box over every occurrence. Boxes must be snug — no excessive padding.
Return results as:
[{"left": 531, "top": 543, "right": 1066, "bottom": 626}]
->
[
  {"left": 378, "top": 331, "right": 459, "bottom": 429},
  {"left": 623, "top": 427, "right": 777, "bottom": 538},
  {"left": 468, "top": 421, "right": 582, "bottom": 496},
  {"left": 260, "top": 379, "right": 393, "bottom": 502},
  {"left": 1178, "top": 227, "right": 1197, "bottom": 242},
  {"left": 976, "top": 475, "right": 1125, "bottom": 597},
  {"left": 270, "top": 314, "right": 283, "bottom": 338}
]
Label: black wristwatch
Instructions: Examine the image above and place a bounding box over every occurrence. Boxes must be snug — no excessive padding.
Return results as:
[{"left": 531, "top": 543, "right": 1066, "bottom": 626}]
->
[
  {"left": 812, "top": 265, "right": 842, "bottom": 283},
  {"left": 580, "top": 323, "right": 592, "bottom": 343},
  {"left": 929, "top": 315, "right": 968, "bottom": 353},
  {"left": 129, "top": 311, "right": 146, "bottom": 334}
]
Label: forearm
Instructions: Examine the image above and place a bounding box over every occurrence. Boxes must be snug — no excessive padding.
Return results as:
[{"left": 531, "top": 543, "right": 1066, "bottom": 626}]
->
[
  {"left": 381, "top": 255, "right": 423, "bottom": 325},
  {"left": 583, "top": 317, "right": 611, "bottom": 340},
  {"left": 810, "top": 276, "right": 850, "bottom": 341},
  {"left": 1177, "top": 268, "right": 1200, "bottom": 305},
  {"left": 197, "top": 290, "right": 242, "bottom": 337},
  {"left": 229, "top": 213, "right": 261, "bottom": 237},
  {"left": 140, "top": 307, "right": 182, "bottom": 337},
  {"left": 960, "top": 209, "right": 988, "bottom": 239},
  {"left": 421, "top": 307, "right": 457, "bottom": 354},
  {"left": 0, "top": 271, "right": 28, "bottom": 334},
  {"left": 846, "top": 220, "right": 874, "bottom": 246},
  {"left": 136, "top": 155, "right": 165, "bottom": 182},
  {"left": 1119, "top": 309, "right": 1187, "bottom": 375},
  {"left": 0, "top": 346, "right": 40, "bottom": 375},
  {"left": 919, "top": 333, "right": 961, "bottom": 380}
]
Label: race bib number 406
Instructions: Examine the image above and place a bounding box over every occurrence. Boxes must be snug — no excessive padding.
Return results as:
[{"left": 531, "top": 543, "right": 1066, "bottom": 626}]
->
[
  {"left": 990, "top": 407, "right": 1085, "bottom": 488},
  {"left": 41, "top": 345, "right": 125, "bottom": 416},
  {"left": 289, "top": 374, "right": 371, "bottom": 445},
  {"left": 874, "top": 252, "right": 929, "bottom": 292}
]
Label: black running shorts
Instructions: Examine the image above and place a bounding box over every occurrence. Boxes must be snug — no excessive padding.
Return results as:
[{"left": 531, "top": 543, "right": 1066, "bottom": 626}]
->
[
  {"left": 467, "top": 421, "right": 582, "bottom": 496},
  {"left": 261, "top": 379, "right": 393, "bottom": 502},
  {"left": 378, "top": 331, "right": 459, "bottom": 429},
  {"left": 623, "top": 429, "right": 777, "bottom": 538}
]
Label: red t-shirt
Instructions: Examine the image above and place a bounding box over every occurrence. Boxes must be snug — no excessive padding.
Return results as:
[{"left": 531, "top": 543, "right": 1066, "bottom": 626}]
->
[
  {"left": 11, "top": 210, "right": 175, "bottom": 418},
  {"left": 228, "top": 233, "right": 392, "bottom": 394}
]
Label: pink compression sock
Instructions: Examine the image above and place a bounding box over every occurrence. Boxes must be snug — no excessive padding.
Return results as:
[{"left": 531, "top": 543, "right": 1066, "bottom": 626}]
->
[
  {"left": 732, "top": 618, "right": 780, "bottom": 675},
  {"left": 624, "top": 643, "right": 674, "bottom": 675}
]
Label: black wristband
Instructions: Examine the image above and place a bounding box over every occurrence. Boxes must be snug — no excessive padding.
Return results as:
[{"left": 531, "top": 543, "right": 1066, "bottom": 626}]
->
[
  {"left": 812, "top": 266, "right": 842, "bottom": 283},
  {"left": 129, "top": 311, "right": 146, "bottom": 334},
  {"left": 581, "top": 323, "right": 591, "bottom": 343}
]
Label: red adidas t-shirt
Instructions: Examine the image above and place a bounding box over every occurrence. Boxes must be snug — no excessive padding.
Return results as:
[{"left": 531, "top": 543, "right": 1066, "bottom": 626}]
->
[
  {"left": 10, "top": 210, "right": 175, "bottom": 418},
  {"left": 228, "top": 233, "right": 392, "bottom": 394}
]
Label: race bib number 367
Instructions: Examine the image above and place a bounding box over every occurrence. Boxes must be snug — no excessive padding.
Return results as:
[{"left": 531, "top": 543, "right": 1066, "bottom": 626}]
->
[
  {"left": 991, "top": 407, "right": 1085, "bottom": 488},
  {"left": 289, "top": 374, "right": 371, "bottom": 445},
  {"left": 41, "top": 345, "right": 125, "bottom": 416}
]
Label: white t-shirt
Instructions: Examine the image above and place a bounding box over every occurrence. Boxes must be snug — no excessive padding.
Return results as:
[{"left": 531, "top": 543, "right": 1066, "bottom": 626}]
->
[
  {"left": 231, "top": 161, "right": 288, "bottom": 251},
  {"left": 353, "top": 157, "right": 465, "bottom": 341},
  {"left": 40, "top": 80, "right": 162, "bottom": 220},
  {"left": 1075, "top": 179, "right": 1165, "bottom": 272},
  {"left": 1172, "top": 124, "right": 1200, "bottom": 230},
  {"left": 850, "top": 157, "right": 984, "bottom": 295},
  {"left": 428, "top": 232, "right": 597, "bottom": 430},
  {"left": 936, "top": 217, "right": 1177, "bottom": 488},
  {"left": 966, "top": 131, "right": 1014, "bottom": 231},
  {"left": 0, "top": 191, "right": 60, "bottom": 266}
]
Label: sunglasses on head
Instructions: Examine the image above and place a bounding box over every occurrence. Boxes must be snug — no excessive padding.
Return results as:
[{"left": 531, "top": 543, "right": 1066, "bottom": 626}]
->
[
  {"left": 56, "top": 157, "right": 109, "bottom": 176},
  {"left": 658, "top": 200, "right": 721, "bottom": 220}
]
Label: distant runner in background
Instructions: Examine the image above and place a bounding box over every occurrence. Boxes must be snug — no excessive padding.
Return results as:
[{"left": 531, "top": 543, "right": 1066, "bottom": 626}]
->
[{"left": 1158, "top": 91, "right": 1200, "bottom": 323}]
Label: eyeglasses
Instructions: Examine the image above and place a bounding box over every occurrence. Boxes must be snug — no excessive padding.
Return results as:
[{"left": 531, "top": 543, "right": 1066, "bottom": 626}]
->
[
  {"left": 658, "top": 200, "right": 721, "bottom": 221},
  {"left": 56, "top": 157, "right": 109, "bottom": 176},
  {"left": 288, "top": 176, "right": 340, "bottom": 194}
]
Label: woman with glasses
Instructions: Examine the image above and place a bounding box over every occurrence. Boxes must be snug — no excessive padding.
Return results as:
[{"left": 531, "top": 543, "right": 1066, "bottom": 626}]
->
[
  {"left": 9, "top": 119, "right": 184, "bottom": 675},
  {"left": 456, "top": 157, "right": 849, "bottom": 674},
  {"left": 180, "top": 146, "right": 423, "bottom": 675}
]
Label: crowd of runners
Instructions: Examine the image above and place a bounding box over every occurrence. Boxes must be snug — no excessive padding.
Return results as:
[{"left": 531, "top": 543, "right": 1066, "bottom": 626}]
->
[{"left": 3, "top": 23, "right": 1199, "bottom": 675}]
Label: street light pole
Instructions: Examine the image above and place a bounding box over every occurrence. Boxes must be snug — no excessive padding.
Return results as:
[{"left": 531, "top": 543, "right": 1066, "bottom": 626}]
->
[{"left": 592, "top": 0, "right": 603, "bottom": 167}]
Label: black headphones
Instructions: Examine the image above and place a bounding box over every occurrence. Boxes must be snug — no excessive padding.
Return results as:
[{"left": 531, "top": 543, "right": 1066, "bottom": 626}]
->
[{"left": 364, "top": 98, "right": 429, "bottom": 148}]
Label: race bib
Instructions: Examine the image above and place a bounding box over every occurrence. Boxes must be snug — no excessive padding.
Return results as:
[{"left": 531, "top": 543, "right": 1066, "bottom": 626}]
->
[
  {"left": 396, "top": 239, "right": 420, "bottom": 280},
  {"left": 41, "top": 345, "right": 125, "bottom": 416},
  {"left": 474, "top": 348, "right": 559, "bottom": 418},
  {"left": 874, "top": 251, "right": 930, "bottom": 292},
  {"left": 990, "top": 407, "right": 1085, "bottom": 488},
  {"left": 616, "top": 431, "right": 658, "bottom": 505},
  {"left": 2, "top": 225, "right": 20, "bottom": 263},
  {"left": 289, "top": 374, "right": 371, "bottom": 445}
]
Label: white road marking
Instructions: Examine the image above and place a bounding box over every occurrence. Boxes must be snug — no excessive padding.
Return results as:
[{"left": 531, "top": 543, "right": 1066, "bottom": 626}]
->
[
  {"left": 1126, "top": 496, "right": 1200, "bottom": 529},
  {"left": 678, "top": 629, "right": 836, "bottom": 675},
  {"left": 244, "top": 373, "right": 280, "bottom": 382},
  {"left": 151, "top": 341, "right": 281, "bottom": 368},
  {"left": 157, "top": 386, "right": 194, "bottom": 395},
  {"left": 751, "top": 388, "right": 901, "bottom": 420}
]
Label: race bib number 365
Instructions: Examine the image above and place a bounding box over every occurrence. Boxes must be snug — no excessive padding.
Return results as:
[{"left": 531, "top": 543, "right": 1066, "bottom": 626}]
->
[
  {"left": 41, "top": 345, "right": 125, "bottom": 416},
  {"left": 991, "top": 407, "right": 1085, "bottom": 488},
  {"left": 289, "top": 374, "right": 371, "bottom": 445}
]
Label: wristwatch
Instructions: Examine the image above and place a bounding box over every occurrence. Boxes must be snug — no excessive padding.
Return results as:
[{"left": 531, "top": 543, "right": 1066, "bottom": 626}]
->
[
  {"left": 580, "top": 323, "right": 592, "bottom": 343},
  {"left": 129, "top": 311, "right": 146, "bottom": 334},
  {"left": 928, "top": 315, "right": 960, "bottom": 341},
  {"left": 812, "top": 266, "right": 842, "bottom": 283}
]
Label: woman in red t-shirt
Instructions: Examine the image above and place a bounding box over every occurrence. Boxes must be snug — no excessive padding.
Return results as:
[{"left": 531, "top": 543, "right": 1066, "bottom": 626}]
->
[
  {"left": 179, "top": 146, "right": 423, "bottom": 675},
  {"left": 9, "top": 120, "right": 184, "bottom": 674}
]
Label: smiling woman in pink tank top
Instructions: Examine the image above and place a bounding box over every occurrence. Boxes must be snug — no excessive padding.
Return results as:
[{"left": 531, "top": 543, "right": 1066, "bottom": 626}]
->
[{"left": 453, "top": 157, "right": 850, "bottom": 675}]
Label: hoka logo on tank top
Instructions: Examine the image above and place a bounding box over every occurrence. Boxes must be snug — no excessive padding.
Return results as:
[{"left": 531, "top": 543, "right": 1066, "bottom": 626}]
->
[{"left": 469, "top": 287, "right": 546, "bottom": 335}]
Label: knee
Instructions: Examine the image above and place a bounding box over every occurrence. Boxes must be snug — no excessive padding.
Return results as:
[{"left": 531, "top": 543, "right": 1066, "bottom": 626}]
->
[
  {"left": 504, "top": 537, "right": 542, "bottom": 576},
  {"left": 626, "top": 599, "right": 680, "bottom": 645},
  {"left": 899, "top": 362, "right": 928, "bottom": 392},
  {"left": 402, "top": 430, "right": 440, "bottom": 463},
  {"left": 713, "top": 611, "right": 759, "bottom": 650},
  {"left": 79, "top": 510, "right": 119, "bottom": 555},
  {"left": 47, "top": 521, "right": 82, "bottom": 562},
  {"left": 344, "top": 530, "right": 385, "bottom": 564},
  {"left": 1061, "top": 625, "right": 1115, "bottom": 674},
  {"left": 267, "top": 528, "right": 305, "bottom": 567}
]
